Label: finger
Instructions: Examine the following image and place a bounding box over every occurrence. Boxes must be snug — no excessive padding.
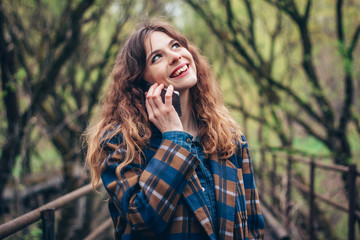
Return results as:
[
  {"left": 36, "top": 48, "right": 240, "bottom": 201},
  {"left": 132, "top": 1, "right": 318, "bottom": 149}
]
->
[
  {"left": 153, "top": 83, "right": 164, "bottom": 97},
  {"left": 145, "top": 98, "right": 152, "bottom": 115},
  {"left": 165, "top": 85, "right": 174, "bottom": 97},
  {"left": 146, "top": 83, "right": 158, "bottom": 107},
  {"left": 152, "top": 84, "right": 165, "bottom": 108},
  {"left": 146, "top": 88, "right": 161, "bottom": 115},
  {"left": 146, "top": 93, "right": 157, "bottom": 111},
  {"left": 146, "top": 89, "right": 161, "bottom": 117},
  {"left": 145, "top": 99, "right": 157, "bottom": 122},
  {"left": 146, "top": 83, "right": 158, "bottom": 97},
  {"left": 164, "top": 85, "right": 174, "bottom": 107}
]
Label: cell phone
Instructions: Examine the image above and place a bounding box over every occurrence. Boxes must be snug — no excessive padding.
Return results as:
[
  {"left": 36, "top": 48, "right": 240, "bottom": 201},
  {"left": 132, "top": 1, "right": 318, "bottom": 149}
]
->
[
  {"left": 161, "top": 88, "right": 182, "bottom": 117},
  {"left": 141, "top": 81, "right": 182, "bottom": 117}
]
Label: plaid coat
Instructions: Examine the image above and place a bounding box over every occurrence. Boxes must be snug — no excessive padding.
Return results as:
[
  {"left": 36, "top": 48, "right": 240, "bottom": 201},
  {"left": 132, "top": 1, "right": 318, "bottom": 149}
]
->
[{"left": 100, "top": 131, "right": 265, "bottom": 239}]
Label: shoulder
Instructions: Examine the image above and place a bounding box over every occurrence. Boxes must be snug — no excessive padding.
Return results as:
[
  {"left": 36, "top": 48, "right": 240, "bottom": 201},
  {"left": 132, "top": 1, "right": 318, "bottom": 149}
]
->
[
  {"left": 235, "top": 134, "right": 249, "bottom": 153},
  {"left": 240, "top": 135, "right": 249, "bottom": 148},
  {"left": 232, "top": 135, "right": 252, "bottom": 167}
]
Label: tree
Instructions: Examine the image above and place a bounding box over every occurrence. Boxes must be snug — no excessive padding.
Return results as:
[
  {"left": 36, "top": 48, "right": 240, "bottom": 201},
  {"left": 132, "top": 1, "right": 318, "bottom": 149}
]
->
[
  {"left": 183, "top": 0, "right": 360, "bottom": 236},
  {"left": 0, "top": 0, "right": 96, "bottom": 213},
  {"left": 184, "top": 0, "right": 360, "bottom": 166},
  {"left": 0, "top": 0, "right": 170, "bottom": 238}
]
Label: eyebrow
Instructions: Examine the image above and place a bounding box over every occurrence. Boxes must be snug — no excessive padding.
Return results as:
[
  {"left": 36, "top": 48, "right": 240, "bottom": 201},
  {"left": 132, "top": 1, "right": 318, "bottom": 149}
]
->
[{"left": 146, "top": 39, "right": 178, "bottom": 64}]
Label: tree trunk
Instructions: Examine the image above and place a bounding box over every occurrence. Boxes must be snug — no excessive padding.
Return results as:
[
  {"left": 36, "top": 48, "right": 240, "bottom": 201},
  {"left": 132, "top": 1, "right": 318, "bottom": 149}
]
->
[{"left": 0, "top": 3, "right": 21, "bottom": 213}]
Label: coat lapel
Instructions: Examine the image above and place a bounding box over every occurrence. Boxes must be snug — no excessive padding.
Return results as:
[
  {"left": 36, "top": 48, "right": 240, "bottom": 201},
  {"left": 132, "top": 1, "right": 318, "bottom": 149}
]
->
[
  {"left": 182, "top": 172, "right": 217, "bottom": 240},
  {"left": 209, "top": 153, "right": 238, "bottom": 240}
]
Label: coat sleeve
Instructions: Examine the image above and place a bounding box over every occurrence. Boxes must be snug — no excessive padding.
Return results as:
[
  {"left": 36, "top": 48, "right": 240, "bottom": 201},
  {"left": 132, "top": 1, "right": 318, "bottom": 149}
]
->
[
  {"left": 100, "top": 133, "right": 199, "bottom": 236},
  {"left": 240, "top": 135, "right": 265, "bottom": 239}
]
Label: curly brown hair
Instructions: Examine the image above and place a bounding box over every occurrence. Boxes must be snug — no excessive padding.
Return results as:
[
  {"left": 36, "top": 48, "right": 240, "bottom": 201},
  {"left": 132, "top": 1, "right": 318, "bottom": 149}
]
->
[{"left": 84, "top": 19, "right": 242, "bottom": 188}]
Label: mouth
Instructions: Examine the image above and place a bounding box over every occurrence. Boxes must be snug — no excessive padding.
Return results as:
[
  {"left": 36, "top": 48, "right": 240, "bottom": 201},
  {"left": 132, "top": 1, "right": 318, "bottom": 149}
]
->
[{"left": 170, "top": 64, "right": 189, "bottom": 78}]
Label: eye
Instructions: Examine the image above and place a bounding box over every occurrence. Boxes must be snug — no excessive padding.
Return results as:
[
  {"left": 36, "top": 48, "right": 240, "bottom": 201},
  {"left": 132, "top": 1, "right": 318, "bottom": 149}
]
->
[
  {"left": 152, "top": 54, "right": 161, "bottom": 63},
  {"left": 172, "top": 42, "right": 180, "bottom": 49}
]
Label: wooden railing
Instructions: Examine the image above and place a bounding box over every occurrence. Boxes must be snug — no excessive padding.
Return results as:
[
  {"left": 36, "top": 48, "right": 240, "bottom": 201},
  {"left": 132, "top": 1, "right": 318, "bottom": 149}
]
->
[
  {"left": 256, "top": 149, "right": 359, "bottom": 240},
  {"left": 0, "top": 182, "right": 112, "bottom": 239},
  {"left": 1, "top": 152, "right": 358, "bottom": 240}
]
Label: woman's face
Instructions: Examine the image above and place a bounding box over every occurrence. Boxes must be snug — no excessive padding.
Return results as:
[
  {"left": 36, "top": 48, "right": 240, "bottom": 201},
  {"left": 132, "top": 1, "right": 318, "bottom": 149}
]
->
[{"left": 143, "top": 31, "right": 197, "bottom": 93}]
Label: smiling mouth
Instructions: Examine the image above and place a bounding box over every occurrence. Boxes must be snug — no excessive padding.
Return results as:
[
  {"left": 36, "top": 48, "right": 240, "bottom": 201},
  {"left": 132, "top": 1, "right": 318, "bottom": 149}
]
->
[{"left": 170, "top": 64, "right": 189, "bottom": 78}]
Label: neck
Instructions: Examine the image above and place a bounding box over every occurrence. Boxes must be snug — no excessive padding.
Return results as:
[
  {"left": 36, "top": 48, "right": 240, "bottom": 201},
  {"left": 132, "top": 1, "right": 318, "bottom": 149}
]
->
[{"left": 179, "top": 90, "right": 198, "bottom": 138}]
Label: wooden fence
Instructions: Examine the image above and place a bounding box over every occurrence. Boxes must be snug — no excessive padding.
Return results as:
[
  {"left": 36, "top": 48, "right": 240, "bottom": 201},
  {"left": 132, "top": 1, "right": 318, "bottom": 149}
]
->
[
  {"left": 256, "top": 149, "right": 359, "bottom": 240},
  {"left": 1, "top": 151, "right": 358, "bottom": 239},
  {"left": 0, "top": 182, "right": 112, "bottom": 239}
]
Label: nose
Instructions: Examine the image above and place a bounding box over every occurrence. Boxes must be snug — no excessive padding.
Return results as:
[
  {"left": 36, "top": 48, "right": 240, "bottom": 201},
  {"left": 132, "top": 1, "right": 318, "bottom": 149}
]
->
[{"left": 168, "top": 51, "right": 181, "bottom": 65}]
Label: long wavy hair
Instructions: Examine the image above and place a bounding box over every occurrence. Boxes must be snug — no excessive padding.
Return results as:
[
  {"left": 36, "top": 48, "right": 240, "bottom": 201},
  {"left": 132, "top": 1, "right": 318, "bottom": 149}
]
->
[{"left": 84, "top": 20, "right": 242, "bottom": 188}]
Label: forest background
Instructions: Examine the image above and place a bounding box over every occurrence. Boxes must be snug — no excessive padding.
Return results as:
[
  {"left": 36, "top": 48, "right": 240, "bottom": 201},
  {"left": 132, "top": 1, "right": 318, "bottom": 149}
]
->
[{"left": 0, "top": 0, "right": 359, "bottom": 239}]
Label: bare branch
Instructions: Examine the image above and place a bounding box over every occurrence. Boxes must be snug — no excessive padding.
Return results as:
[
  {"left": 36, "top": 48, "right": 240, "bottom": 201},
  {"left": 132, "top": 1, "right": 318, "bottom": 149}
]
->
[
  {"left": 304, "top": 0, "right": 312, "bottom": 20},
  {"left": 336, "top": 0, "right": 354, "bottom": 133},
  {"left": 352, "top": 113, "right": 360, "bottom": 136},
  {"left": 243, "top": 0, "right": 264, "bottom": 64},
  {"left": 290, "top": 113, "right": 328, "bottom": 146},
  {"left": 269, "top": 10, "right": 282, "bottom": 72},
  {"left": 244, "top": 0, "right": 254, "bottom": 42},
  {"left": 185, "top": 0, "right": 230, "bottom": 41},
  {"left": 223, "top": 0, "right": 237, "bottom": 38},
  {"left": 87, "top": 5, "right": 132, "bottom": 114},
  {"left": 52, "top": 1, "right": 72, "bottom": 49},
  {"left": 270, "top": 106, "right": 289, "bottom": 144},
  {"left": 186, "top": 0, "right": 356, "bottom": 167},
  {"left": 339, "top": 73, "right": 354, "bottom": 132},
  {"left": 271, "top": 0, "right": 301, "bottom": 23},
  {"left": 41, "top": 104, "right": 87, "bottom": 140},
  {"left": 349, "top": 24, "right": 360, "bottom": 55},
  {"left": 226, "top": 103, "right": 270, "bottom": 127},
  {"left": 5, "top": 4, "right": 35, "bottom": 56},
  {"left": 22, "top": 0, "right": 95, "bottom": 128},
  {"left": 336, "top": 0, "right": 344, "bottom": 43},
  {"left": 188, "top": 0, "right": 329, "bottom": 126},
  {"left": 274, "top": 0, "right": 335, "bottom": 125}
]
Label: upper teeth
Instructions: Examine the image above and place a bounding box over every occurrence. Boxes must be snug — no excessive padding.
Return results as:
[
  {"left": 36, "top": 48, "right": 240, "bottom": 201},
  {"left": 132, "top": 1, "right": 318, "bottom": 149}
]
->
[{"left": 173, "top": 65, "right": 188, "bottom": 77}]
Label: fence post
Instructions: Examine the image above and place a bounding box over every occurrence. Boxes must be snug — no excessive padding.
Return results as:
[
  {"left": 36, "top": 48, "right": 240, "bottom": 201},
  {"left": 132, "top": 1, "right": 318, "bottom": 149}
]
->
[
  {"left": 285, "top": 155, "right": 292, "bottom": 231},
  {"left": 348, "top": 164, "right": 356, "bottom": 240},
  {"left": 271, "top": 153, "right": 277, "bottom": 207},
  {"left": 309, "top": 157, "right": 315, "bottom": 240},
  {"left": 41, "top": 208, "right": 55, "bottom": 240}
]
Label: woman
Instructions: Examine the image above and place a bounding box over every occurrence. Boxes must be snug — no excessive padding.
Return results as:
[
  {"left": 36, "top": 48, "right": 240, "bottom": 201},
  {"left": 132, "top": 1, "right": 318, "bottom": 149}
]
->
[{"left": 85, "top": 20, "right": 264, "bottom": 240}]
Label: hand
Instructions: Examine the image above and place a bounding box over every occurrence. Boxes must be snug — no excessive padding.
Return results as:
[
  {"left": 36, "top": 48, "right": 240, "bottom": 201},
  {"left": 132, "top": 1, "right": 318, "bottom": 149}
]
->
[{"left": 145, "top": 83, "right": 183, "bottom": 133}]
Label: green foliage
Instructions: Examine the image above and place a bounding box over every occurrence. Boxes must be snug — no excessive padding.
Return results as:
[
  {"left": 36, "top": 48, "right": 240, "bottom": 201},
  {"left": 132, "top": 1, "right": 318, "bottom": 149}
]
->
[
  {"left": 292, "top": 136, "right": 330, "bottom": 156},
  {"left": 15, "top": 68, "right": 26, "bottom": 83},
  {"left": 7, "top": 223, "right": 42, "bottom": 240},
  {"left": 23, "top": 224, "right": 42, "bottom": 240},
  {"left": 11, "top": 156, "right": 23, "bottom": 182}
]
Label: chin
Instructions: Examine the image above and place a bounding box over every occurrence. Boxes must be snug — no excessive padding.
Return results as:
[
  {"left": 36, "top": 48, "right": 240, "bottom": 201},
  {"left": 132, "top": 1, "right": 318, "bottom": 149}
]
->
[
  {"left": 176, "top": 83, "right": 197, "bottom": 93},
  {"left": 170, "top": 75, "right": 198, "bottom": 91}
]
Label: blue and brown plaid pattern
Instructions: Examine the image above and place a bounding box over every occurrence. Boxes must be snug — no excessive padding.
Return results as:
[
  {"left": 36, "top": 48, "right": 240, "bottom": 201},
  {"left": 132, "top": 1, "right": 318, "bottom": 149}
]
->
[{"left": 100, "top": 133, "right": 264, "bottom": 239}]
